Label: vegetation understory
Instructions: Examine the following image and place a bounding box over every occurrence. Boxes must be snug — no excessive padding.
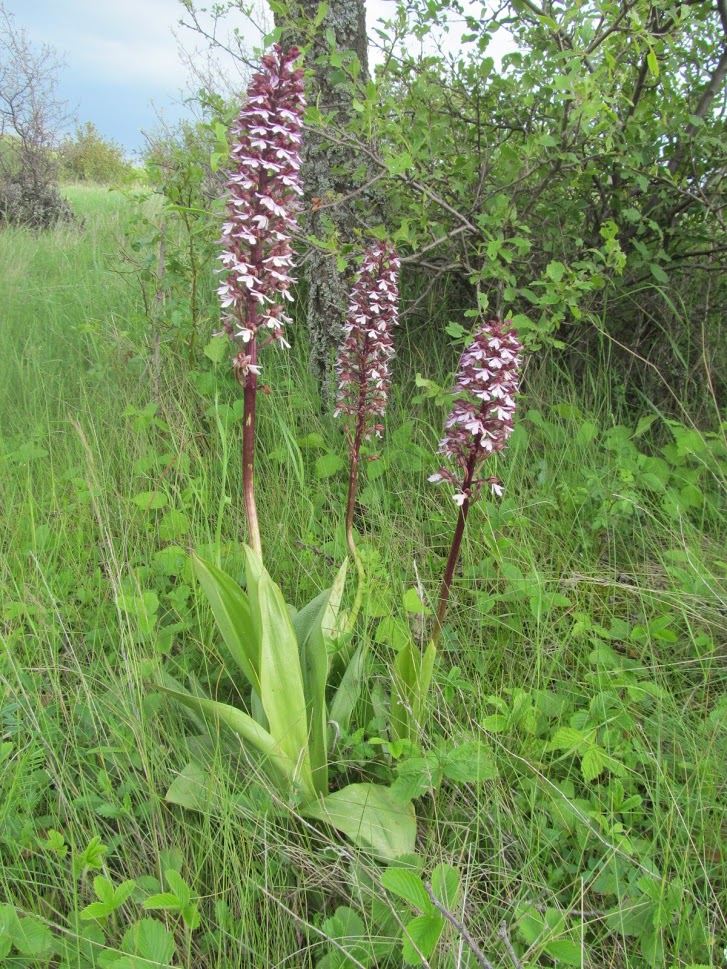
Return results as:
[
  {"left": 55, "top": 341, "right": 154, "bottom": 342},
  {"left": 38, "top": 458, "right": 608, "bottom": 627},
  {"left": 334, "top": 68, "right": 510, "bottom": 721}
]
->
[{"left": 0, "top": 186, "right": 724, "bottom": 968}]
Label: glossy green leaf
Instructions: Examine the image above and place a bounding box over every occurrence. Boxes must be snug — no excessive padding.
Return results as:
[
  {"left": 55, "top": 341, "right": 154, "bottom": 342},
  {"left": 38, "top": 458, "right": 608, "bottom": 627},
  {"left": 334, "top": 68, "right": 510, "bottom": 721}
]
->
[
  {"left": 191, "top": 553, "right": 260, "bottom": 693},
  {"left": 292, "top": 585, "right": 331, "bottom": 793},
  {"left": 328, "top": 642, "right": 366, "bottom": 737},
  {"left": 245, "top": 546, "right": 314, "bottom": 796},
  {"left": 322, "top": 558, "right": 349, "bottom": 645},
  {"left": 391, "top": 640, "right": 436, "bottom": 742},
  {"left": 159, "top": 685, "right": 297, "bottom": 789},
  {"left": 303, "top": 783, "right": 417, "bottom": 861}
]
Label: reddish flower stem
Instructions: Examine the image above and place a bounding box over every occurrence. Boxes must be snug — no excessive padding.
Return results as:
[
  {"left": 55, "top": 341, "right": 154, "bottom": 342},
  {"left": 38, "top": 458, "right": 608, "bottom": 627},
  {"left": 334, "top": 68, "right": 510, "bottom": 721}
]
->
[
  {"left": 344, "top": 392, "right": 368, "bottom": 634},
  {"left": 433, "top": 447, "right": 477, "bottom": 648}
]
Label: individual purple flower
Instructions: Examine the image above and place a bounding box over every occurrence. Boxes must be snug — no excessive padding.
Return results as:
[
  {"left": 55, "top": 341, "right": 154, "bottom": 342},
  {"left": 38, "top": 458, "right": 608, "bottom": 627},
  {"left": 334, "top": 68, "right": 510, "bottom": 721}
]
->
[
  {"left": 430, "top": 318, "right": 522, "bottom": 646},
  {"left": 430, "top": 318, "right": 522, "bottom": 506},
  {"left": 217, "top": 44, "right": 305, "bottom": 558},
  {"left": 334, "top": 242, "right": 399, "bottom": 635},
  {"left": 335, "top": 243, "right": 400, "bottom": 443},
  {"left": 217, "top": 44, "right": 306, "bottom": 384}
]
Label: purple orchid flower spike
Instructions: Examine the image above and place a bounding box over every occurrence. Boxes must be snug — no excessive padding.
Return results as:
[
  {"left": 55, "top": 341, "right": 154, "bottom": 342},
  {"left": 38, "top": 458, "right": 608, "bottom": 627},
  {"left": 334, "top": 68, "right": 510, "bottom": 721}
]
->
[
  {"left": 430, "top": 318, "right": 523, "bottom": 642},
  {"left": 334, "top": 242, "right": 400, "bottom": 631},
  {"left": 217, "top": 44, "right": 305, "bottom": 556}
]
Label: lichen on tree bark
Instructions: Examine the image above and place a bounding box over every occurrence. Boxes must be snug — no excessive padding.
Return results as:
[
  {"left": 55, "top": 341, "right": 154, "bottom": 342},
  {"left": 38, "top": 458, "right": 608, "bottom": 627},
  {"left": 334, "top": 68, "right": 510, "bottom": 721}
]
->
[{"left": 274, "top": 0, "right": 370, "bottom": 407}]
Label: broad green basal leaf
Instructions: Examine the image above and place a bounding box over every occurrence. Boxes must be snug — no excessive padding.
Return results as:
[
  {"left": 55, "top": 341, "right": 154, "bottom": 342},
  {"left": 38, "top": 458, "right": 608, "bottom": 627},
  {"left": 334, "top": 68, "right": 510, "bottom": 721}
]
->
[
  {"left": 159, "top": 685, "right": 298, "bottom": 791},
  {"left": 292, "top": 586, "right": 332, "bottom": 795},
  {"left": 191, "top": 554, "right": 260, "bottom": 693},
  {"left": 303, "top": 783, "right": 416, "bottom": 861},
  {"left": 245, "top": 546, "right": 315, "bottom": 797}
]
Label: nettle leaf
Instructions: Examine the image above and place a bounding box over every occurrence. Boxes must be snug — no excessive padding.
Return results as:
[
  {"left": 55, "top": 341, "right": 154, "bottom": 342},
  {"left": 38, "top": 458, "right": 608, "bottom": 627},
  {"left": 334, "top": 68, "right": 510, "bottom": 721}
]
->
[{"left": 401, "top": 913, "right": 445, "bottom": 965}]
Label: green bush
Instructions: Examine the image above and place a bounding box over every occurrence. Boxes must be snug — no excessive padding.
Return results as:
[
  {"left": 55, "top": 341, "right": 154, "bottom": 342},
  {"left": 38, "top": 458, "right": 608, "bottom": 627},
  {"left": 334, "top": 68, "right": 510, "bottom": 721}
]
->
[{"left": 59, "top": 121, "right": 132, "bottom": 184}]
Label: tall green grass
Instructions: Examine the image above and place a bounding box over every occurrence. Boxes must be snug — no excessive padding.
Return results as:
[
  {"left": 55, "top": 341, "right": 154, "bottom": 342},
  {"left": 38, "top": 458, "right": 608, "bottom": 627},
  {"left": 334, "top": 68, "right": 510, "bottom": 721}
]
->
[{"left": 0, "top": 187, "right": 724, "bottom": 967}]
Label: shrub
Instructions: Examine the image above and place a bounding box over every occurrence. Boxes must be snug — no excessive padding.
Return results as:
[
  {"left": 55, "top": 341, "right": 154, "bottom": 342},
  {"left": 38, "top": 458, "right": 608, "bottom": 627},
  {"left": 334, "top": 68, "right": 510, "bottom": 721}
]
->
[{"left": 59, "top": 121, "right": 131, "bottom": 184}]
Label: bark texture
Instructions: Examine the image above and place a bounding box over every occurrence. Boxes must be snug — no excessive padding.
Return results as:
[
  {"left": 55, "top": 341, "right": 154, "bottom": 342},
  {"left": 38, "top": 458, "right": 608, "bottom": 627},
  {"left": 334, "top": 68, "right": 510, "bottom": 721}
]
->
[{"left": 274, "top": 0, "right": 369, "bottom": 405}]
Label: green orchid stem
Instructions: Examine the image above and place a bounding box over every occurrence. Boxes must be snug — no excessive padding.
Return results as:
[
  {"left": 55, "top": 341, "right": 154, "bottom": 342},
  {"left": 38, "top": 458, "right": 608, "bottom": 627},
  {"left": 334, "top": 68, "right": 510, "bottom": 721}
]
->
[
  {"left": 344, "top": 420, "right": 365, "bottom": 635},
  {"left": 432, "top": 451, "right": 477, "bottom": 649}
]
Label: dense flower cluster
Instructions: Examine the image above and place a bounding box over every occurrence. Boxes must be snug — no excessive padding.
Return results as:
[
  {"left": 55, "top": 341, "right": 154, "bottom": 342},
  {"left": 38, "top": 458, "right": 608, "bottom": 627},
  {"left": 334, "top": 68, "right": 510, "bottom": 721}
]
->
[
  {"left": 217, "top": 44, "right": 305, "bottom": 382},
  {"left": 430, "top": 318, "right": 522, "bottom": 504},
  {"left": 334, "top": 243, "right": 400, "bottom": 441}
]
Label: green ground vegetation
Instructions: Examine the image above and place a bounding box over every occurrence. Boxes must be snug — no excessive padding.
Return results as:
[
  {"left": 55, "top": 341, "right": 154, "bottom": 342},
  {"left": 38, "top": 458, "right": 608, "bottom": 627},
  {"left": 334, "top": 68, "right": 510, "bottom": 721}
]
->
[{"left": 0, "top": 187, "right": 725, "bottom": 967}]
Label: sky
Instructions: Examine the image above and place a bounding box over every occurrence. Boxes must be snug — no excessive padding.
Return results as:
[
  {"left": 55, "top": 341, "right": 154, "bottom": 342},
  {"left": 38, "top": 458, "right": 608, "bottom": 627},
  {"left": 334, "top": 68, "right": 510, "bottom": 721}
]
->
[{"left": 3, "top": 0, "right": 514, "bottom": 156}]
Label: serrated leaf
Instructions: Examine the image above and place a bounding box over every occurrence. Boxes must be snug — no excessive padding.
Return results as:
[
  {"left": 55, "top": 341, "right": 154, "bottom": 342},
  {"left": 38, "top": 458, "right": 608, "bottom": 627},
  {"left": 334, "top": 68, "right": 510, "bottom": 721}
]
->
[
  {"left": 122, "top": 918, "right": 175, "bottom": 964},
  {"left": 546, "top": 260, "right": 565, "bottom": 282},
  {"left": 401, "top": 913, "right": 445, "bottom": 964},
  {"left": 381, "top": 868, "right": 432, "bottom": 912},
  {"left": 581, "top": 745, "right": 608, "bottom": 782},
  {"left": 482, "top": 714, "right": 508, "bottom": 732},
  {"left": 443, "top": 741, "right": 497, "bottom": 783},
  {"left": 163, "top": 870, "right": 190, "bottom": 906},
  {"left": 547, "top": 727, "right": 586, "bottom": 751},
  {"left": 142, "top": 892, "right": 180, "bottom": 911},
  {"left": 11, "top": 917, "right": 54, "bottom": 956},
  {"left": 649, "top": 263, "right": 668, "bottom": 284}
]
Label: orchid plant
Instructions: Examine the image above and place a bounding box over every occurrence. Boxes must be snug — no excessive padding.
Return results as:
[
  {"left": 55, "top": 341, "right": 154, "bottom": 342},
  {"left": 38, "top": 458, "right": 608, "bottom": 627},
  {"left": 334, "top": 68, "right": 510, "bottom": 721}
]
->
[
  {"left": 391, "top": 318, "right": 522, "bottom": 743},
  {"left": 156, "top": 45, "right": 524, "bottom": 865},
  {"left": 334, "top": 242, "right": 399, "bottom": 634},
  {"left": 158, "top": 46, "right": 415, "bottom": 863}
]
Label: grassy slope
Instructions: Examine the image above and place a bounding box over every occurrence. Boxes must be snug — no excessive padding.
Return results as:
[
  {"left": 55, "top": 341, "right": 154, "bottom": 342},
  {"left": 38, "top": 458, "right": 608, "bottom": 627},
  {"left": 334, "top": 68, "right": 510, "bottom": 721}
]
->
[{"left": 0, "top": 187, "right": 724, "bottom": 967}]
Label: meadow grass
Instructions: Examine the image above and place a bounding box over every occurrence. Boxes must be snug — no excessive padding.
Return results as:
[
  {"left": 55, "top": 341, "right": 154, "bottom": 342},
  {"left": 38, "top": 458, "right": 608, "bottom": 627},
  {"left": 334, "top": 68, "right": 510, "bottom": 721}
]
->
[{"left": 0, "top": 187, "right": 724, "bottom": 967}]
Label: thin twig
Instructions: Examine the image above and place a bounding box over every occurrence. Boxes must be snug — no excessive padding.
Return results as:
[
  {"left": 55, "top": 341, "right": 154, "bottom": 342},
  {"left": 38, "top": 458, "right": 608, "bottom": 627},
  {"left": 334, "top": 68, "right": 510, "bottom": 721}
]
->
[
  {"left": 497, "top": 921, "right": 524, "bottom": 969},
  {"left": 423, "top": 883, "right": 496, "bottom": 969}
]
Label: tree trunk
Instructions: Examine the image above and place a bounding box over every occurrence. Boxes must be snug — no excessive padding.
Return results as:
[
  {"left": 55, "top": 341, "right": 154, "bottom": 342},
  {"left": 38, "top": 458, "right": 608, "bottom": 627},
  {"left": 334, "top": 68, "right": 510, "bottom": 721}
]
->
[{"left": 274, "top": 0, "right": 369, "bottom": 406}]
